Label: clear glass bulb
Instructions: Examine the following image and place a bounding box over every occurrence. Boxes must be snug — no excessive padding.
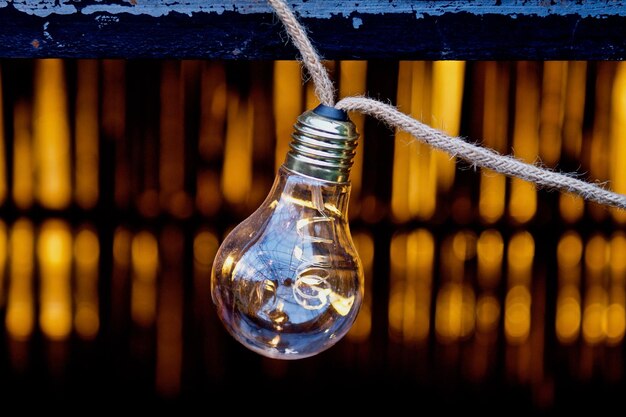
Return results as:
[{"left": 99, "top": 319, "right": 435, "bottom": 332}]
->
[{"left": 211, "top": 105, "right": 363, "bottom": 359}]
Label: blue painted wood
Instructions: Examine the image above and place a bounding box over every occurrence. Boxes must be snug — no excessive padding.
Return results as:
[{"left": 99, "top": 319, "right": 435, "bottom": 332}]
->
[{"left": 2, "top": 1, "right": 626, "bottom": 59}]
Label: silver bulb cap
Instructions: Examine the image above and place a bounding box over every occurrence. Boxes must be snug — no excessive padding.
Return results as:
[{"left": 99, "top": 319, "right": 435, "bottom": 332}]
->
[{"left": 284, "top": 104, "right": 359, "bottom": 184}]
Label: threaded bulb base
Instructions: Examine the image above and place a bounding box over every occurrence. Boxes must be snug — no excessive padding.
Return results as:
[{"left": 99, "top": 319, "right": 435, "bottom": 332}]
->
[{"left": 284, "top": 104, "right": 359, "bottom": 183}]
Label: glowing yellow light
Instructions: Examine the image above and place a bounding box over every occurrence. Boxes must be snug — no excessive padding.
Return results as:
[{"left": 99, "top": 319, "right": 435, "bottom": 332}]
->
[
  {"left": 329, "top": 293, "right": 355, "bottom": 316},
  {"left": 477, "top": 229, "right": 503, "bottom": 289},
  {"left": 539, "top": 61, "right": 566, "bottom": 166},
  {"left": 435, "top": 283, "right": 475, "bottom": 342},
  {"left": 0, "top": 221, "right": 6, "bottom": 307},
  {"left": 611, "top": 62, "right": 626, "bottom": 223},
  {"left": 509, "top": 62, "right": 540, "bottom": 224},
  {"left": 452, "top": 230, "right": 477, "bottom": 262},
  {"left": 476, "top": 294, "right": 500, "bottom": 333},
  {"left": 38, "top": 220, "right": 72, "bottom": 340},
  {"left": 505, "top": 285, "right": 531, "bottom": 344},
  {"left": 33, "top": 59, "right": 71, "bottom": 209},
  {"left": 562, "top": 61, "right": 586, "bottom": 159},
  {"left": 193, "top": 231, "right": 219, "bottom": 269},
  {"left": 605, "top": 303, "right": 625, "bottom": 344},
  {"left": 555, "top": 290, "right": 581, "bottom": 344},
  {"left": 6, "top": 219, "right": 34, "bottom": 341},
  {"left": 432, "top": 61, "right": 465, "bottom": 191},
  {"left": 222, "top": 94, "right": 253, "bottom": 205},
  {"left": 339, "top": 61, "right": 366, "bottom": 218},
  {"left": 131, "top": 231, "right": 159, "bottom": 327},
  {"left": 74, "top": 227, "right": 100, "bottom": 340},
  {"left": 508, "top": 231, "right": 535, "bottom": 278},
  {"left": 0, "top": 67, "right": 6, "bottom": 205},
  {"left": 558, "top": 231, "right": 583, "bottom": 269},
  {"left": 75, "top": 60, "right": 99, "bottom": 209},
  {"left": 585, "top": 234, "right": 608, "bottom": 276},
  {"left": 559, "top": 193, "right": 584, "bottom": 223},
  {"left": 12, "top": 100, "right": 34, "bottom": 209},
  {"left": 274, "top": 61, "right": 303, "bottom": 170},
  {"left": 582, "top": 284, "right": 607, "bottom": 345},
  {"left": 610, "top": 232, "right": 626, "bottom": 276}
]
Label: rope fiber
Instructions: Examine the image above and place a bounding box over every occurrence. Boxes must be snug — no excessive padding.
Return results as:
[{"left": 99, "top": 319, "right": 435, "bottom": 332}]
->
[{"left": 268, "top": 0, "right": 626, "bottom": 210}]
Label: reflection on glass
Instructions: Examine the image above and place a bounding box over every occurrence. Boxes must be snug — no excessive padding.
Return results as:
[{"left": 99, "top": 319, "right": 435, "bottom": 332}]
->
[
  {"left": 74, "top": 226, "right": 100, "bottom": 340},
  {"left": 6, "top": 219, "right": 35, "bottom": 341},
  {"left": 131, "top": 231, "right": 159, "bottom": 328},
  {"left": 38, "top": 219, "right": 72, "bottom": 340},
  {"left": 347, "top": 231, "right": 373, "bottom": 342}
]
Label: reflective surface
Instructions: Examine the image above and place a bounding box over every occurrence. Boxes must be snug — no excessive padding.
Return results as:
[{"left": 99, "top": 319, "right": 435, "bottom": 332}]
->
[{"left": 211, "top": 167, "right": 363, "bottom": 359}]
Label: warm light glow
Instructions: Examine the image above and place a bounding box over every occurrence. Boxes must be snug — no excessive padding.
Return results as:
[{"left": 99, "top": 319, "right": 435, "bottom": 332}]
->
[
  {"left": 74, "top": 227, "right": 100, "bottom": 340},
  {"left": 476, "top": 294, "right": 501, "bottom": 333},
  {"left": 559, "top": 193, "right": 584, "bottom": 223},
  {"left": 562, "top": 61, "right": 586, "bottom": 159},
  {"left": 558, "top": 231, "right": 583, "bottom": 269},
  {"left": 339, "top": 61, "right": 367, "bottom": 218},
  {"left": 582, "top": 287, "right": 607, "bottom": 345},
  {"left": 605, "top": 303, "right": 625, "bottom": 345},
  {"left": 131, "top": 231, "right": 159, "bottom": 327},
  {"left": 477, "top": 229, "right": 503, "bottom": 289},
  {"left": 452, "top": 230, "right": 477, "bottom": 262},
  {"left": 0, "top": 221, "right": 6, "bottom": 308},
  {"left": 222, "top": 93, "right": 253, "bottom": 205},
  {"left": 38, "top": 219, "right": 72, "bottom": 340},
  {"left": 274, "top": 61, "right": 303, "bottom": 170},
  {"left": 392, "top": 61, "right": 436, "bottom": 222},
  {"left": 539, "top": 62, "right": 567, "bottom": 166},
  {"left": 33, "top": 59, "right": 71, "bottom": 209},
  {"left": 479, "top": 62, "right": 509, "bottom": 223},
  {"left": 0, "top": 67, "right": 6, "bottom": 205},
  {"left": 508, "top": 231, "right": 535, "bottom": 280},
  {"left": 161, "top": 62, "right": 192, "bottom": 218},
  {"left": 510, "top": 62, "right": 539, "bottom": 224},
  {"left": 12, "top": 100, "right": 34, "bottom": 209},
  {"left": 585, "top": 234, "right": 608, "bottom": 277},
  {"left": 432, "top": 61, "right": 465, "bottom": 191},
  {"left": 75, "top": 60, "right": 99, "bottom": 209},
  {"left": 194, "top": 231, "right": 219, "bottom": 269},
  {"left": 6, "top": 219, "right": 35, "bottom": 341},
  {"left": 505, "top": 285, "right": 532, "bottom": 344},
  {"left": 435, "top": 283, "right": 475, "bottom": 342},
  {"left": 555, "top": 288, "right": 581, "bottom": 344},
  {"left": 610, "top": 232, "right": 626, "bottom": 276},
  {"left": 611, "top": 62, "right": 626, "bottom": 223}
]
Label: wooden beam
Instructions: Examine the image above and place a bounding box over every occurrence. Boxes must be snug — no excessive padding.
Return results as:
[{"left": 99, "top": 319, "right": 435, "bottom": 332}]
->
[{"left": 2, "top": 1, "right": 626, "bottom": 59}]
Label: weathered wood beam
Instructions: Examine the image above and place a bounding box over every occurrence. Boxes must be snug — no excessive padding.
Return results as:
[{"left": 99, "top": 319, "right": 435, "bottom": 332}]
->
[{"left": 2, "top": 1, "right": 626, "bottom": 59}]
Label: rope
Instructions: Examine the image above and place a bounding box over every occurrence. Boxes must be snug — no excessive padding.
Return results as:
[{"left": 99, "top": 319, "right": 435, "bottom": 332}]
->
[
  {"left": 267, "top": 0, "right": 335, "bottom": 106},
  {"left": 268, "top": 0, "right": 626, "bottom": 211}
]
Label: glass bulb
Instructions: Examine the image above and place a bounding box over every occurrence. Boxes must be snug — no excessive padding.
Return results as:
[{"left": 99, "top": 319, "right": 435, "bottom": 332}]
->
[{"left": 211, "top": 104, "right": 363, "bottom": 359}]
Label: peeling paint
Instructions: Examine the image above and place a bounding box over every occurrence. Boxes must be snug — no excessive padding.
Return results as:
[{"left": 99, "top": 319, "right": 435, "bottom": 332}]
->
[
  {"left": 5, "top": 0, "right": 626, "bottom": 19},
  {"left": 352, "top": 16, "right": 363, "bottom": 29}
]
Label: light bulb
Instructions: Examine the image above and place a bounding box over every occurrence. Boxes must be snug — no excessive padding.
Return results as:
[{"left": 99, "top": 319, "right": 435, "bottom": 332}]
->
[{"left": 211, "top": 104, "right": 364, "bottom": 359}]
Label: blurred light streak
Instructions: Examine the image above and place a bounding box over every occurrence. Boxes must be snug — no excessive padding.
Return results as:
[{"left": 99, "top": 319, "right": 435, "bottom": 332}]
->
[
  {"left": 583, "top": 234, "right": 608, "bottom": 345},
  {"left": 6, "top": 219, "right": 35, "bottom": 341},
  {"left": 13, "top": 100, "right": 34, "bottom": 209},
  {"left": 0, "top": 67, "right": 6, "bottom": 205},
  {"left": 33, "top": 59, "right": 71, "bottom": 209},
  {"left": 555, "top": 232, "right": 582, "bottom": 344},
  {"left": 74, "top": 226, "right": 100, "bottom": 340},
  {"left": 38, "top": 220, "right": 72, "bottom": 340},
  {"left": 505, "top": 231, "right": 534, "bottom": 344},
  {"left": 432, "top": 61, "right": 465, "bottom": 192},
  {"left": 479, "top": 62, "right": 509, "bottom": 223},
  {"left": 273, "top": 61, "right": 303, "bottom": 171},
  {"left": 75, "top": 59, "right": 99, "bottom": 209},
  {"left": 156, "top": 227, "right": 184, "bottom": 397},
  {"left": 131, "top": 231, "right": 159, "bottom": 328},
  {"left": 539, "top": 61, "right": 567, "bottom": 166},
  {"left": 221, "top": 93, "right": 253, "bottom": 205},
  {"left": 509, "top": 62, "right": 539, "bottom": 224},
  {"left": 610, "top": 62, "right": 626, "bottom": 223}
]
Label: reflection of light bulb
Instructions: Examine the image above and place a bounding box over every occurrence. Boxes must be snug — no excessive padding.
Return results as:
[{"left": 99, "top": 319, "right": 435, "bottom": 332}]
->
[{"left": 211, "top": 104, "right": 363, "bottom": 359}]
